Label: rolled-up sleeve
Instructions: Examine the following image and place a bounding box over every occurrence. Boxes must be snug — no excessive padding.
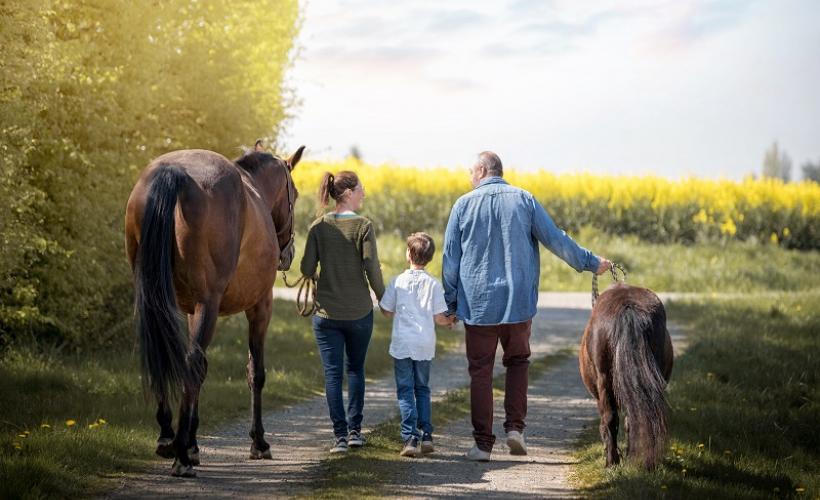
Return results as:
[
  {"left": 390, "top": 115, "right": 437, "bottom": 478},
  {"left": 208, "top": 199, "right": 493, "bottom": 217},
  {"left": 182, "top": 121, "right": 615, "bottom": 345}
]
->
[
  {"left": 442, "top": 202, "right": 462, "bottom": 314},
  {"left": 530, "top": 195, "right": 600, "bottom": 273}
]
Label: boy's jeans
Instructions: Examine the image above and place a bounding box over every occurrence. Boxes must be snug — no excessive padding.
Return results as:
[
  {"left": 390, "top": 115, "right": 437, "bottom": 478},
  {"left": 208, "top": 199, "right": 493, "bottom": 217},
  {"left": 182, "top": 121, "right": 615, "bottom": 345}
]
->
[
  {"left": 313, "top": 311, "right": 373, "bottom": 439},
  {"left": 393, "top": 357, "right": 433, "bottom": 442}
]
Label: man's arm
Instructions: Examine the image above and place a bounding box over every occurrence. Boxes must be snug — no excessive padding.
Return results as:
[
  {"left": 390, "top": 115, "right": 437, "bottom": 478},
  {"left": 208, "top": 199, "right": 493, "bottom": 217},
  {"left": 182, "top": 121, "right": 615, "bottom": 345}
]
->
[
  {"left": 441, "top": 202, "right": 462, "bottom": 315},
  {"left": 530, "top": 195, "right": 601, "bottom": 273}
]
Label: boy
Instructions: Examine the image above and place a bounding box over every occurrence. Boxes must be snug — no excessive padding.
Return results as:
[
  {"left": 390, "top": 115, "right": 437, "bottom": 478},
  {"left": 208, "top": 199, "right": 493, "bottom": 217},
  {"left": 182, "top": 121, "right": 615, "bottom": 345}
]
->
[{"left": 379, "top": 232, "right": 455, "bottom": 457}]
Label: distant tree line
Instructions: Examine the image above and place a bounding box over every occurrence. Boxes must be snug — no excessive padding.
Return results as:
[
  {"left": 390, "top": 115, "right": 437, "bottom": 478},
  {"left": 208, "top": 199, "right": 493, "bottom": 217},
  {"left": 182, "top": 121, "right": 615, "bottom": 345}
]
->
[
  {"left": 0, "top": 0, "right": 299, "bottom": 347},
  {"left": 762, "top": 141, "right": 820, "bottom": 183}
]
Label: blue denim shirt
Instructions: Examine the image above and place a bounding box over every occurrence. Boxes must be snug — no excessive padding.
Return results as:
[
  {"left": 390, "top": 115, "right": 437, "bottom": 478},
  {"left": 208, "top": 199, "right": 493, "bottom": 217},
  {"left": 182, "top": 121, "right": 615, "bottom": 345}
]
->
[{"left": 442, "top": 177, "right": 600, "bottom": 325}]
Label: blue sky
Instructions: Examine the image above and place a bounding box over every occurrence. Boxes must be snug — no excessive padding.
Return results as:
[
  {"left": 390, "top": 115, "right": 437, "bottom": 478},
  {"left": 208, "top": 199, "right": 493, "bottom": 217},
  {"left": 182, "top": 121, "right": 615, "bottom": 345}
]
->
[{"left": 282, "top": 0, "right": 820, "bottom": 179}]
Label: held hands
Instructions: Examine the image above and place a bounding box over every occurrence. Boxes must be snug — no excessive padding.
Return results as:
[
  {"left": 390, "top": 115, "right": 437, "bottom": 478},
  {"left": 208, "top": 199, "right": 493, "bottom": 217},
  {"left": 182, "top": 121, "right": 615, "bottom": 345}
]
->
[{"left": 595, "top": 257, "right": 612, "bottom": 275}]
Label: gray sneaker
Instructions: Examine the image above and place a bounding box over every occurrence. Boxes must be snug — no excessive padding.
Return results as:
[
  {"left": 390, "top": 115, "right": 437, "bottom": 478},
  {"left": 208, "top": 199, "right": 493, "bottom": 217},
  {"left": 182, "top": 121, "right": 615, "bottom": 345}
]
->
[
  {"left": 506, "top": 430, "right": 527, "bottom": 456},
  {"left": 400, "top": 437, "right": 420, "bottom": 458},
  {"left": 465, "top": 444, "right": 491, "bottom": 462},
  {"left": 421, "top": 433, "right": 434, "bottom": 454},
  {"left": 330, "top": 437, "right": 348, "bottom": 454},
  {"left": 348, "top": 430, "right": 366, "bottom": 448}
]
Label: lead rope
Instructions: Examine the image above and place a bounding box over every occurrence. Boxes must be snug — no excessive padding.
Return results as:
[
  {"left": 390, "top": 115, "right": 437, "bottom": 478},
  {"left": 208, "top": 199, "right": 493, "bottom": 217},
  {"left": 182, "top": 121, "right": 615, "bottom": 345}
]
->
[
  {"left": 591, "top": 262, "right": 628, "bottom": 308},
  {"left": 280, "top": 271, "right": 318, "bottom": 317}
]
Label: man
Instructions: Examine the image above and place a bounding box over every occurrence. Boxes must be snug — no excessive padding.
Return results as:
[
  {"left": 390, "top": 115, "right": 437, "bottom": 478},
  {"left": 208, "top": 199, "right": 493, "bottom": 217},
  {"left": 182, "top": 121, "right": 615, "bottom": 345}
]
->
[{"left": 442, "top": 151, "right": 611, "bottom": 461}]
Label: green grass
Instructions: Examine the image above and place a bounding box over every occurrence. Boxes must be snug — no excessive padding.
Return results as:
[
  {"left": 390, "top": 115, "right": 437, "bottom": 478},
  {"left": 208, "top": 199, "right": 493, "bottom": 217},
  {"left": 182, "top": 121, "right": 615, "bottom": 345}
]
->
[
  {"left": 571, "top": 291, "right": 820, "bottom": 499},
  {"left": 288, "top": 228, "right": 820, "bottom": 293},
  {"left": 0, "top": 299, "right": 459, "bottom": 499},
  {"left": 308, "top": 350, "right": 573, "bottom": 498}
]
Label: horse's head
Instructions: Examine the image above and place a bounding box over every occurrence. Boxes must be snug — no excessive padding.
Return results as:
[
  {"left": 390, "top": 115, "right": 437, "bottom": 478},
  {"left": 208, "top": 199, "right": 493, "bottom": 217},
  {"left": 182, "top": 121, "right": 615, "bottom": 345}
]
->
[{"left": 236, "top": 141, "right": 305, "bottom": 271}]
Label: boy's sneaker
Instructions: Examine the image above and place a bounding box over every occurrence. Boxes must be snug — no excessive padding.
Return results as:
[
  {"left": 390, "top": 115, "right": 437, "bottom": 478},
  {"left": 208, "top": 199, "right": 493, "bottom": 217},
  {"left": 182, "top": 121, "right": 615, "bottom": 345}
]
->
[
  {"left": 348, "top": 430, "right": 366, "bottom": 448},
  {"left": 465, "top": 444, "right": 491, "bottom": 462},
  {"left": 420, "top": 433, "right": 434, "bottom": 454},
  {"left": 330, "top": 437, "right": 348, "bottom": 454},
  {"left": 400, "top": 437, "right": 420, "bottom": 458},
  {"left": 506, "top": 430, "right": 528, "bottom": 456}
]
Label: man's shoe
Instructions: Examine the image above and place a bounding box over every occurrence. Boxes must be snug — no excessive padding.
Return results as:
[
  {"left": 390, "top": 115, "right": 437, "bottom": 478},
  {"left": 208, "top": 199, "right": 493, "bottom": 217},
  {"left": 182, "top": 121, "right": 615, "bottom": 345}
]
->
[
  {"left": 421, "top": 433, "right": 434, "bottom": 454},
  {"left": 465, "top": 444, "right": 491, "bottom": 462},
  {"left": 330, "top": 437, "right": 348, "bottom": 454},
  {"left": 400, "top": 437, "right": 420, "bottom": 458},
  {"left": 506, "top": 430, "right": 527, "bottom": 456},
  {"left": 348, "top": 430, "right": 366, "bottom": 448}
]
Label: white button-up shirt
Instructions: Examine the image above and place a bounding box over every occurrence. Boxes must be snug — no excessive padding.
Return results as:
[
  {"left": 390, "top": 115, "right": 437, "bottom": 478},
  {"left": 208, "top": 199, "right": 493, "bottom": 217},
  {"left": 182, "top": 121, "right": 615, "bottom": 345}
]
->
[{"left": 380, "top": 269, "right": 448, "bottom": 361}]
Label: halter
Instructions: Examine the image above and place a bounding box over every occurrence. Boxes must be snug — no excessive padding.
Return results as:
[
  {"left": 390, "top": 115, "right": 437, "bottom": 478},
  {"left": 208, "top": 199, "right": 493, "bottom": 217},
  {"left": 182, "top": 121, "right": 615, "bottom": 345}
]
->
[{"left": 277, "top": 160, "right": 296, "bottom": 270}]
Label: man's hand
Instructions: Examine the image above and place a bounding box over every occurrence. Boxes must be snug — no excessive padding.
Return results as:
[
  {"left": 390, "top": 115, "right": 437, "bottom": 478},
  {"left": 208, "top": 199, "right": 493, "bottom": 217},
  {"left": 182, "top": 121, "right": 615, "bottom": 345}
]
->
[{"left": 596, "top": 257, "right": 612, "bottom": 275}]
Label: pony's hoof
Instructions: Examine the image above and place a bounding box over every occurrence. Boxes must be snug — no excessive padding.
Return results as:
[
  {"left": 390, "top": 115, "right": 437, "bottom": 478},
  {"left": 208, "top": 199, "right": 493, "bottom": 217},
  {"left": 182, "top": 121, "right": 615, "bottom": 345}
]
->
[
  {"left": 170, "top": 460, "right": 196, "bottom": 478},
  {"left": 156, "top": 438, "right": 175, "bottom": 459},
  {"left": 249, "top": 445, "right": 272, "bottom": 460},
  {"left": 188, "top": 446, "right": 200, "bottom": 466}
]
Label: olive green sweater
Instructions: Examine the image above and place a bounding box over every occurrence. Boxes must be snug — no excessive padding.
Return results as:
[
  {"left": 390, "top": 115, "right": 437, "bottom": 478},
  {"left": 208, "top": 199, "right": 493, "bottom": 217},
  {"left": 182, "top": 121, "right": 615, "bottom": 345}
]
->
[{"left": 299, "top": 214, "right": 385, "bottom": 320}]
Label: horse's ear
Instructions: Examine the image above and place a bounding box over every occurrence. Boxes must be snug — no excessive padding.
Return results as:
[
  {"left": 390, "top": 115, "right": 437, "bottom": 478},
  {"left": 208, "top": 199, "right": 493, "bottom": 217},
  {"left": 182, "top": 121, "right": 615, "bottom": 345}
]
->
[
  {"left": 287, "top": 145, "right": 305, "bottom": 171},
  {"left": 254, "top": 139, "right": 265, "bottom": 152}
]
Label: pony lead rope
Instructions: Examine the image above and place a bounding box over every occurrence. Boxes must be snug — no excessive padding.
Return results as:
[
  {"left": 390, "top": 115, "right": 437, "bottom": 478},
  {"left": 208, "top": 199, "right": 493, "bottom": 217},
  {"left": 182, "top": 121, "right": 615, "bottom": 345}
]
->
[{"left": 591, "top": 262, "right": 628, "bottom": 308}]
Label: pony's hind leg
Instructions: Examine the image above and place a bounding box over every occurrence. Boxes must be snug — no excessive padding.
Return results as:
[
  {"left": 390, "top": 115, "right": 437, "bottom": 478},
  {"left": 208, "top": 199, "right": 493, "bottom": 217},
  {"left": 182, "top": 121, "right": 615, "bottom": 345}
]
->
[
  {"left": 155, "top": 396, "right": 175, "bottom": 458},
  {"left": 245, "top": 293, "right": 273, "bottom": 459},
  {"left": 596, "top": 375, "right": 620, "bottom": 467}
]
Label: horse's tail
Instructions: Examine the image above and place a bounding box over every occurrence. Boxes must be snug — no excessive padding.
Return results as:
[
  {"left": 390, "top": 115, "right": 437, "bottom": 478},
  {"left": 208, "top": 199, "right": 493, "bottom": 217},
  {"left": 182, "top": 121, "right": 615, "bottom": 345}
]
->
[
  {"left": 611, "top": 304, "right": 669, "bottom": 469},
  {"left": 134, "top": 165, "right": 191, "bottom": 404}
]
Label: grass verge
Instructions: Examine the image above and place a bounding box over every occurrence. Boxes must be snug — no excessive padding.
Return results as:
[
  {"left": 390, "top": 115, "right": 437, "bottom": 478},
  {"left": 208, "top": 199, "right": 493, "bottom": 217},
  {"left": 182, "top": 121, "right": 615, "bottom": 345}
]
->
[
  {"left": 571, "top": 291, "right": 820, "bottom": 499},
  {"left": 0, "top": 299, "right": 459, "bottom": 499},
  {"left": 308, "top": 349, "right": 574, "bottom": 498}
]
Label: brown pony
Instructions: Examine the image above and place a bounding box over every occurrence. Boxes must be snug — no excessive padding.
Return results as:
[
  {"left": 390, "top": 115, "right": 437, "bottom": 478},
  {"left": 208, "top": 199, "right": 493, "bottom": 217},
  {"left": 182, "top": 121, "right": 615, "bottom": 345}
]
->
[
  {"left": 125, "top": 141, "right": 304, "bottom": 477},
  {"left": 580, "top": 282, "right": 674, "bottom": 469}
]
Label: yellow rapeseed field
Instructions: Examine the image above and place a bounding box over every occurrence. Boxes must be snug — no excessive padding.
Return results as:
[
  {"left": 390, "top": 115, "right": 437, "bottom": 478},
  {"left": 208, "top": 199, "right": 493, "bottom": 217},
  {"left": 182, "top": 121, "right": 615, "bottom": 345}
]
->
[{"left": 292, "top": 159, "right": 820, "bottom": 249}]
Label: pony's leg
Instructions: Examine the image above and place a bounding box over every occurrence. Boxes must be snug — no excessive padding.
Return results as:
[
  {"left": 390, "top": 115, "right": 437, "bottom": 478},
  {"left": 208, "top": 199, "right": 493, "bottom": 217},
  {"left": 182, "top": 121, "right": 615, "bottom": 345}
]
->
[
  {"left": 155, "top": 396, "right": 175, "bottom": 458},
  {"left": 596, "top": 375, "right": 620, "bottom": 467},
  {"left": 245, "top": 293, "right": 273, "bottom": 459},
  {"left": 171, "top": 301, "right": 218, "bottom": 477}
]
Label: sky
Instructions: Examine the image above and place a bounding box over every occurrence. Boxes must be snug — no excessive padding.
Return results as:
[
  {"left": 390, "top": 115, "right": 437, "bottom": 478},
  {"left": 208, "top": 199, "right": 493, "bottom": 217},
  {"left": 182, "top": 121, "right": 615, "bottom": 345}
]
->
[{"left": 281, "top": 0, "right": 820, "bottom": 180}]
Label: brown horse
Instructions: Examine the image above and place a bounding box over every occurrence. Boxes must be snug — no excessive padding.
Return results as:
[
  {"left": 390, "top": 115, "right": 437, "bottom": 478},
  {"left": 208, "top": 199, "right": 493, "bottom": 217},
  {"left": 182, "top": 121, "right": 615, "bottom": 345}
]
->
[
  {"left": 125, "top": 141, "right": 304, "bottom": 477},
  {"left": 580, "top": 282, "right": 674, "bottom": 469}
]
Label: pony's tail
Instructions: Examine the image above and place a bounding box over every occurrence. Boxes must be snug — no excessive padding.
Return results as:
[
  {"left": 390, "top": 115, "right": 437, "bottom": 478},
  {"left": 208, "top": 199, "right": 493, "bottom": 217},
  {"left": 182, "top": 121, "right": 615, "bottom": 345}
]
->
[
  {"left": 611, "top": 305, "right": 669, "bottom": 469},
  {"left": 134, "top": 165, "right": 191, "bottom": 405}
]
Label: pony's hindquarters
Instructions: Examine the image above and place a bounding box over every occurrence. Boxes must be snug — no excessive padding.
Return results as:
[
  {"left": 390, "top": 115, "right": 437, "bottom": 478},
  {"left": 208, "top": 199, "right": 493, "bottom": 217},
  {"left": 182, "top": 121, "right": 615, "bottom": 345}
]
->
[
  {"left": 133, "top": 165, "right": 194, "bottom": 404},
  {"left": 610, "top": 293, "right": 670, "bottom": 469}
]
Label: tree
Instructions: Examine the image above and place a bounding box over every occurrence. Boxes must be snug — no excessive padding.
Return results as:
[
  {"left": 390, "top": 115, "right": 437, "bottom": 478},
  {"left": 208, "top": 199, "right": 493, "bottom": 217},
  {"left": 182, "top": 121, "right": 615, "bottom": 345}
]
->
[
  {"left": 762, "top": 141, "right": 792, "bottom": 182},
  {"left": 801, "top": 158, "right": 820, "bottom": 183}
]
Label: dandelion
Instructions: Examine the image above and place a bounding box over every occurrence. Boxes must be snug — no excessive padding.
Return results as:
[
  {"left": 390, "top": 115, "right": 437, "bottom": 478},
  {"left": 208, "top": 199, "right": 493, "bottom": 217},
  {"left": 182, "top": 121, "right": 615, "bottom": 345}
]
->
[
  {"left": 795, "top": 486, "right": 805, "bottom": 492},
  {"left": 13, "top": 442, "right": 22, "bottom": 450},
  {"left": 88, "top": 423, "right": 100, "bottom": 429},
  {"left": 97, "top": 418, "right": 107, "bottom": 425},
  {"left": 65, "top": 419, "right": 76, "bottom": 427},
  {"left": 697, "top": 443, "right": 705, "bottom": 449},
  {"left": 17, "top": 433, "right": 27, "bottom": 438},
  {"left": 40, "top": 423, "right": 51, "bottom": 429}
]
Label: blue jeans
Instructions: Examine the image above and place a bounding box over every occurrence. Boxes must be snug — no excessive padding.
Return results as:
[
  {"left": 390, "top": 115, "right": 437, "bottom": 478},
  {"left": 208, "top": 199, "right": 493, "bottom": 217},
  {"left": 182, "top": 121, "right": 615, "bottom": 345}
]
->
[
  {"left": 313, "top": 311, "right": 373, "bottom": 438},
  {"left": 393, "top": 357, "right": 433, "bottom": 442}
]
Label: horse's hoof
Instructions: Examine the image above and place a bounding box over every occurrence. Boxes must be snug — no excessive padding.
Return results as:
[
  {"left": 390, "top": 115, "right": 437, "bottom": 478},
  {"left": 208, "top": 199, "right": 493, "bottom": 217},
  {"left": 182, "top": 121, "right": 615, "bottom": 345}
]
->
[
  {"left": 249, "top": 445, "right": 272, "bottom": 460},
  {"left": 170, "top": 460, "right": 196, "bottom": 478},
  {"left": 156, "top": 438, "right": 175, "bottom": 459},
  {"left": 188, "top": 446, "right": 200, "bottom": 466}
]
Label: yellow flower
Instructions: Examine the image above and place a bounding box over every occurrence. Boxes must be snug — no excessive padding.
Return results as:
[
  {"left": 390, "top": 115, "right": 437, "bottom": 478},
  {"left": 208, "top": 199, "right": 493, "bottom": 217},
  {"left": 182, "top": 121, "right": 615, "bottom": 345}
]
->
[
  {"left": 40, "top": 423, "right": 51, "bottom": 429},
  {"left": 97, "top": 418, "right": 107, "bottom": 425},
  {"left": 65, "top": 419, "right": 76, "bottom": 427},
  {"left": 795, "top": 487, "right": 805, "bottom": 492},
  {"left": 88, "top": 423, "right": 100, "bottom": 429},
  {"left": 697, "top": 443, "right": 705, "bottom": 449},
  {"left": 12, "top": 442, "right": 22, "bottom": 450}
]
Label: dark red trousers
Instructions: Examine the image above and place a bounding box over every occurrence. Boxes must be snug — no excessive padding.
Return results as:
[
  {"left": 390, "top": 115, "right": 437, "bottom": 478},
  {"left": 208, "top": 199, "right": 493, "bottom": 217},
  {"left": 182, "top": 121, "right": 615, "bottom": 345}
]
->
[{"left": 465, "top": 320, "right": 532, "bottom": 452}]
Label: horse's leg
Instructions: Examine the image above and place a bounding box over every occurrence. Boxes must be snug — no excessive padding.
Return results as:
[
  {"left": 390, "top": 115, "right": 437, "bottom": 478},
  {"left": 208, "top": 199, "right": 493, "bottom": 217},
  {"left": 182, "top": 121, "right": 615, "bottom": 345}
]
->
[
  {"left": 171, "top": 300, "right": 218, "bottom": 477},
  {"left": 596, "top": 375, "right": 620, "bottom": 467},
  {"left": 623, "top": 415, "right": 630, "bottom": 458},
  {"left": 155, "top": 396, "right": 175, "bottom": 458},
  {"left": 186, "top": 314, "right": 200, "bottom": 466},
  {"left": 245, "top": 293, "right": 273, "bottom": 459}
]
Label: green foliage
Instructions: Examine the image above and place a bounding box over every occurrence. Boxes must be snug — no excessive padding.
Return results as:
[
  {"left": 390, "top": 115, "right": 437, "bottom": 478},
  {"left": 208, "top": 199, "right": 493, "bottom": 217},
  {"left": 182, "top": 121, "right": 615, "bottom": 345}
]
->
[
  {"left": 0, "top": 0, "right": 300, "bottom": 346},
  {"left": 572, "top": 293, "right": 820, "bottom": 498}
]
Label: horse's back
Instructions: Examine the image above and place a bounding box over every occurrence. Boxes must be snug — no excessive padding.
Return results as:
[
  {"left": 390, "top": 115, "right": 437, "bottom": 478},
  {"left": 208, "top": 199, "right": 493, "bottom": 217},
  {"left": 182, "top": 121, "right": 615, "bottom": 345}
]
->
[{"left": 126, "top": 149, "right": 247, "bottom": 313}]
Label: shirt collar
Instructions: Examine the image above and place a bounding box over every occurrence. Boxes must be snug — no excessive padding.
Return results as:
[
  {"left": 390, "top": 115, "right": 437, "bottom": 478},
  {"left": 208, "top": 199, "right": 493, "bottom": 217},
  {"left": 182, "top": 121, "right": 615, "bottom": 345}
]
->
[{"left": 475, "top": 176, "right": 508, "bottom": 189}]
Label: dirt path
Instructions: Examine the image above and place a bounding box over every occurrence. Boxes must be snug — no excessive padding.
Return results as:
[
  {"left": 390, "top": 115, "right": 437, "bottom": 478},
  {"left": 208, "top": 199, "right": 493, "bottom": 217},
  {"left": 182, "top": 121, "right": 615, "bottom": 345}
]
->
[{"left": 108, "top": 293, "right": 684, "bottom": 498}]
